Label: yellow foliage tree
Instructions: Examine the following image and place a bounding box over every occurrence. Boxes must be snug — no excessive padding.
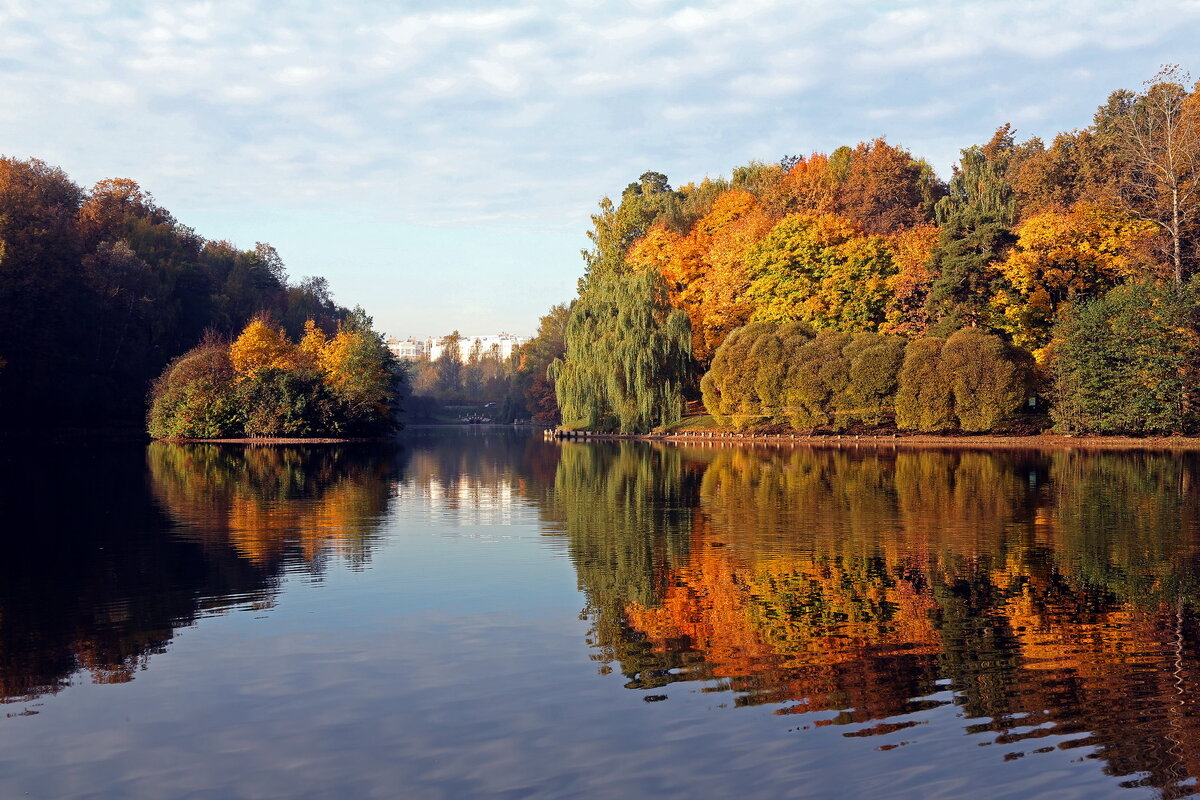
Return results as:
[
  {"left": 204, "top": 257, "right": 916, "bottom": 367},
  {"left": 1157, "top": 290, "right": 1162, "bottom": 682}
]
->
[
  {"left": 991, "top": 204, "right": 1158, "bottom": 353},
  {"left": 882, "top": 223, "right": 939, "bottom": 336},
  {"left": 298, "top": 319, "right": 328, "bottom": 370},
  {"left": 229, "top": 318, "right": 298, "bottom": 378}
]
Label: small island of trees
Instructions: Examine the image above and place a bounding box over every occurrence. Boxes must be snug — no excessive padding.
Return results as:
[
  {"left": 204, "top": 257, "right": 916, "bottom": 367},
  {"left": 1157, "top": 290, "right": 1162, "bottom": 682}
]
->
[{"left": 148, "top": 312, "right": 400, "bottom": 439}]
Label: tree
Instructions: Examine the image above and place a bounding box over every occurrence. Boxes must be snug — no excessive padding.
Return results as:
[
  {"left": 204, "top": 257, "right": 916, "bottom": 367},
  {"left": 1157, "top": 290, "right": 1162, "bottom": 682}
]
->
[
  {"left": 991, "top": 204, "right": 1158, "bottom": 353},
  {"left": 229, "top": 317, "right": 298, "bottom": 378},
  {"left": 836, "top": 333, "right": 907, "bottom": 426},
  {"left": 744, "top": 213, "right": 896, "bottom": 331},
  {"left": 434, "top": 330, "right": 464, "bottom": 399},
  {"left": 520, "top": 303, "right": 570, "bottom": 423},
  {"left": 940, "top": 328, "right": 1032, "bottom": 432},
  {"left": 551, "top": 270, "right": 691, "bottom": 433},
  {"left": 894, "top": 338, "right": 954, "bottom": 431},
  {"left": 925, "top": 146, "right": 1017, "bottom": 330},
  {"left": 1106, "top": 67, "right": 1200, "bottom": 281},
  {"left": 581, "top": 172, "right": 681, "bottom": 288},
  {"left": 835, "top": 138, "right": 943, "bottom": 234},
  {"left": 1051, "top": 281, "right": 1200, "bottom": 434}
]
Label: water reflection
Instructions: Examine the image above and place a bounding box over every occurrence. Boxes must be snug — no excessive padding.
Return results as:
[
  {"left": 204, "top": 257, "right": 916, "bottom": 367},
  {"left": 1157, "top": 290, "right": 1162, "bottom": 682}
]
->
[
  {"left": 557, "top": 444, "right": 1200, "bottom": 798},
  {"left": 0, "top": 443, "right": 398, "bottom": 706},
  {"left": 148, "top": 443, "right": 396, "bottom": 570}
]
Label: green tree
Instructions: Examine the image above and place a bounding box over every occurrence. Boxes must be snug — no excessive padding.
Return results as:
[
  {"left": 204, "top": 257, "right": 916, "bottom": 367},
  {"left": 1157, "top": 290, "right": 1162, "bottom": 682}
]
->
[
  {"left": 1051, "top": 281, "right": 1200, "bottom": 433},
  {"left": 836, "top": 333, "right": 908, "bottom": 426},
  {"left": 941, "top": 328, "right": 1032, "bottom": 432},
  {"left": 926, "top": 146, "right": 1018, "bottom": 330},
  {"left": 551, "top": 270, "right": 691, "bottom": 433},
  {"left": 894, "top": 338, "right": 955, "bottom": 431}
]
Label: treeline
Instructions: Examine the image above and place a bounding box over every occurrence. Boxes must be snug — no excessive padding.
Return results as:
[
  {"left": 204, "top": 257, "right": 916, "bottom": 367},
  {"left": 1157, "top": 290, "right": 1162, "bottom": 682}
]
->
[
  {"left": 546, "top": 66, "right": 1200, "bottom": 433},
  {"left": 148, "top": 313, "right": 399, "bottom": 439},
  {"left": 0, "top": 159, "right": 349, "bottom": 429},
  {"left": 405, "top": 305, "right": 569, "bottom": 424}
]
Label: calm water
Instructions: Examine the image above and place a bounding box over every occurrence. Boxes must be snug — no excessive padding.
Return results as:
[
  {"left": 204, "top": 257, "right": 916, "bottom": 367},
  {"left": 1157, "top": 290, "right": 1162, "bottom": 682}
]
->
[{"left": 4, "top": 430, "right": 1200, "bottom": 799}]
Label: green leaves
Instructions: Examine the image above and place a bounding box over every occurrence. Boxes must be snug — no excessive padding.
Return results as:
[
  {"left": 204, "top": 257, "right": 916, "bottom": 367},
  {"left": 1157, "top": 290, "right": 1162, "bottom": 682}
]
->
[{"left": 552, "top": 270, "right": 691, "bottom": 433}]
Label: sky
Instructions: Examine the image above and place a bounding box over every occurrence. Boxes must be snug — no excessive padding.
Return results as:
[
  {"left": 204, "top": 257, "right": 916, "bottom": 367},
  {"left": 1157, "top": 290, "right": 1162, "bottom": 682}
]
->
[{"left": 2, "top": 0, "right": 1200, "bottom": 339}]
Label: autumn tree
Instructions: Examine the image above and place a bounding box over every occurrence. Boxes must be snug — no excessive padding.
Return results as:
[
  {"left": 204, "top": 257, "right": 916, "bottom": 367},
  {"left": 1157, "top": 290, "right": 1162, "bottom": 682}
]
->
[
  {"left": 229, "top": 317, "right": 298, "bottom": 378},
  {"left": 835, "top": 138, "right": 943, "bottom": 235},
  {"left": 582, "top": 171, "right": 682, "bottom": 288},
  {"left": 991, "top": 204, "right": 1158, "bottom": 353},
  {"left": 1105, "top": 67, "right": 1200, "bottom": 281},
  {"left": 519, "top": 303, "right": 570, "bottom": 424},
  {"left": 744, "top": 213, "right": 896, "bottom": 331}
]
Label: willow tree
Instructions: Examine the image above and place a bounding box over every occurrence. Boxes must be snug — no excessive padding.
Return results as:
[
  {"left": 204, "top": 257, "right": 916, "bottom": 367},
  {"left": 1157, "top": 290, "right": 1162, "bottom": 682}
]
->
[{"left": 551, "top": 270, "right": 691, "bottom": 433}]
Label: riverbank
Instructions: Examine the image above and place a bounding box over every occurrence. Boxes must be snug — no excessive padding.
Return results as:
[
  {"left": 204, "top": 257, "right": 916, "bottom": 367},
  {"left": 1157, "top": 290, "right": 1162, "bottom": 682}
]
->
[
  {"left": 160, "top": 437, "right": 390, "bottom": 444},
  {"left": 549, "top": 426, "right": 1200, "bottom": 451}
]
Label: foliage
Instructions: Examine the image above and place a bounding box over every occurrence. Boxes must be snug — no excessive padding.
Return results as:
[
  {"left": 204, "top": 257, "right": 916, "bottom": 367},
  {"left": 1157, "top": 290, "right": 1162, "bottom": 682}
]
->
[
  {"left": 1050, "top": 281, "right": 1200, "bottom": 434},
  {"left": 940, "top": 328, "right": 1033, "bottom": 432},
  {"left": 230, "top": 317, "right": 298, "bottom": 378},
  {"left": 744, "top": 213, "right": 896, "bottom": 331},
  {"left": 148, "top": 316, "right": 399, "bottom": 439},
  {"left": 146, "top": 339, "right": 242, "bottom": 439},
  {"left": 0, "top": 157, "right": 351, "bottom": 430},
  {"left": 894, "top": 337, "right": 954, "bottom": 431},
  {"left": 991, "top": 204, "right": 1158, "bottom": 353},
  {"left": 551, "top": 270, "right": 691, "bottom": 433}
]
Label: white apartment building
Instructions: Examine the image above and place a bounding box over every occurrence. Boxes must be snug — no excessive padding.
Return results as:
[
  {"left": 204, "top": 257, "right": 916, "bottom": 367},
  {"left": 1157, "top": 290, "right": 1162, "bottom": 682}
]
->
[
  {"left": 427, "top": 333, "right": 525, "bottom": 362},
  {"left": 386, "top": 337, "right": 428, "bottom": 361}
]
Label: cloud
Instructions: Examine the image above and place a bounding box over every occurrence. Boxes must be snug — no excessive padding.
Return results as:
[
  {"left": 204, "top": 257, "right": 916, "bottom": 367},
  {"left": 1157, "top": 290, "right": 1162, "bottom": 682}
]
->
[{"left": 3, "top": 0, "right": 1200, "bottom": 334}]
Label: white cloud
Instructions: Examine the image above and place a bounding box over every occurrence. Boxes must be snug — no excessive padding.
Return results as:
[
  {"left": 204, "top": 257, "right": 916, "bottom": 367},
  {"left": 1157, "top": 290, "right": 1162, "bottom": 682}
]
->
[{"left": 3, "top": 0, "right": 1200, "bottom": 333}]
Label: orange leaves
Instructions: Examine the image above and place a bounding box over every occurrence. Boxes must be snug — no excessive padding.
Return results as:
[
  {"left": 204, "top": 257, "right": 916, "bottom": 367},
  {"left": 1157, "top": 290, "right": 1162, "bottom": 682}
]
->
[
  {"left": 229, "top": 318, "right": 298, "bottom": 378},
  {"left": 882, "top": 223, "right": 939, "bottom": 336},
  {"left": 627, "top": 189, "right": 771, "bottom": 363}
]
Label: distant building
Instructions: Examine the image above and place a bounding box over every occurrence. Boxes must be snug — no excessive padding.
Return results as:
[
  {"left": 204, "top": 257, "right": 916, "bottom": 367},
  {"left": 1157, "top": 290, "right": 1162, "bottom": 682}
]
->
[
  {"left": 427, "top": 333, "right": 525, "bottom": 362},
  {"left": 386, "top": 337, "right": 428, "bottom": 361}
]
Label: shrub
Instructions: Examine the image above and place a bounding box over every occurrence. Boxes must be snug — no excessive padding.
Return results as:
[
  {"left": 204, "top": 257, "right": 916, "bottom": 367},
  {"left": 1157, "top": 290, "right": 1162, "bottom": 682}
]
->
[
  {"left": 838, "top": 333, "right": 907, "bottom": 426},
  {"left": 895, "top": 337, "right": 954, "bottom": 431},
  {"left": 941, "top": 328, "right": 1032, "bottom": 432},
  {"left": 147, "top": 340, "right": 242, "bottom": 439}
]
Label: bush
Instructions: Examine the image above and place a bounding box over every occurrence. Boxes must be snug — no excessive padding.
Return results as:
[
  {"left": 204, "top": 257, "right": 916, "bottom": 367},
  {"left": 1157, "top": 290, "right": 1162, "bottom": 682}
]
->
[
  {"left": 941, "top": 328, "right": 1032, "bottom": 432},
  {"left": 785, "top": 331, "right": 853, "bottom": 430},
  {"left": 837, "top": 333, "right": 907, "bottom": 426},
  {"left": 895, "top": 337, "right": 954, "bottom": 431},
  {"left": 237, "top": 367, "right": 343, "bottom": 437},
  {"left": 147, "top": 341, "right": 242, "bottom": 439}
]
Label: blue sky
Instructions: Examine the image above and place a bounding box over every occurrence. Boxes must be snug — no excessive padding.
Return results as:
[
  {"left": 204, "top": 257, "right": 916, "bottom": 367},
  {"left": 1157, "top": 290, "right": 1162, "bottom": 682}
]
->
[{"left": 3, "top": 0, "right": 1199, "bottom": 338}]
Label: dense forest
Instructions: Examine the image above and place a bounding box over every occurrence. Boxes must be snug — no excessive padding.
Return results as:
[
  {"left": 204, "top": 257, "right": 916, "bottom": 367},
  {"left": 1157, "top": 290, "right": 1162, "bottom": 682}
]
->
[
  {"left": 549, "top": 66, "right": 1200, "bottom": 434},
  {"left": 0, "top": 160, "right": 348, "bottom": 431}
]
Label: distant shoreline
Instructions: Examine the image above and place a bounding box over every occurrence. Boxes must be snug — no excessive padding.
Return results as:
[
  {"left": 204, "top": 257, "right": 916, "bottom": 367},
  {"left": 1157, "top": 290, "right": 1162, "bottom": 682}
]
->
[{"left": 551, "top": 429, "right": 1200, "bottom": 452}]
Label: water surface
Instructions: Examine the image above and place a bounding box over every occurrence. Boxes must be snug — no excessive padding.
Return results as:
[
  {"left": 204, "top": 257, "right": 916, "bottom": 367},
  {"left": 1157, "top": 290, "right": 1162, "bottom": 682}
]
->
[{"left": 3, "top": 430, "right": 1200, "bottom": 798}]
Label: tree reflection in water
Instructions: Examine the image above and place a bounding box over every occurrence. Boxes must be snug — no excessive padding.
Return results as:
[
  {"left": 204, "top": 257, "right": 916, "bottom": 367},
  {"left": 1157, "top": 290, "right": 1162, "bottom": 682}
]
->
[
  {"left": 555, "top": 443, "right": 1200, "bottom": 799},
  {"left": 0, "top": 442, "right": 398, "bottom": 706}
]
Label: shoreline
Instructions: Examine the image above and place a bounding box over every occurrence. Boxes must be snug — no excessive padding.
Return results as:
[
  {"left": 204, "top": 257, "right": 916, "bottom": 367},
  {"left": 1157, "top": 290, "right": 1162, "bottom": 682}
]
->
[
  {"left": 549, "top": 429, "right": 1200, "bottom": 452},
  {"left": 160, "top": 437, "right": 391, "bottom": 445}
]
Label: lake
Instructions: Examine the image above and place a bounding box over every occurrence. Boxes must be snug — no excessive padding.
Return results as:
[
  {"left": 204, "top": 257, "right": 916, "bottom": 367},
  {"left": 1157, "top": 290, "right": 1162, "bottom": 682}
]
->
[{"left": 3, "top": 428, "right": 1200, "bottom": 799}]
